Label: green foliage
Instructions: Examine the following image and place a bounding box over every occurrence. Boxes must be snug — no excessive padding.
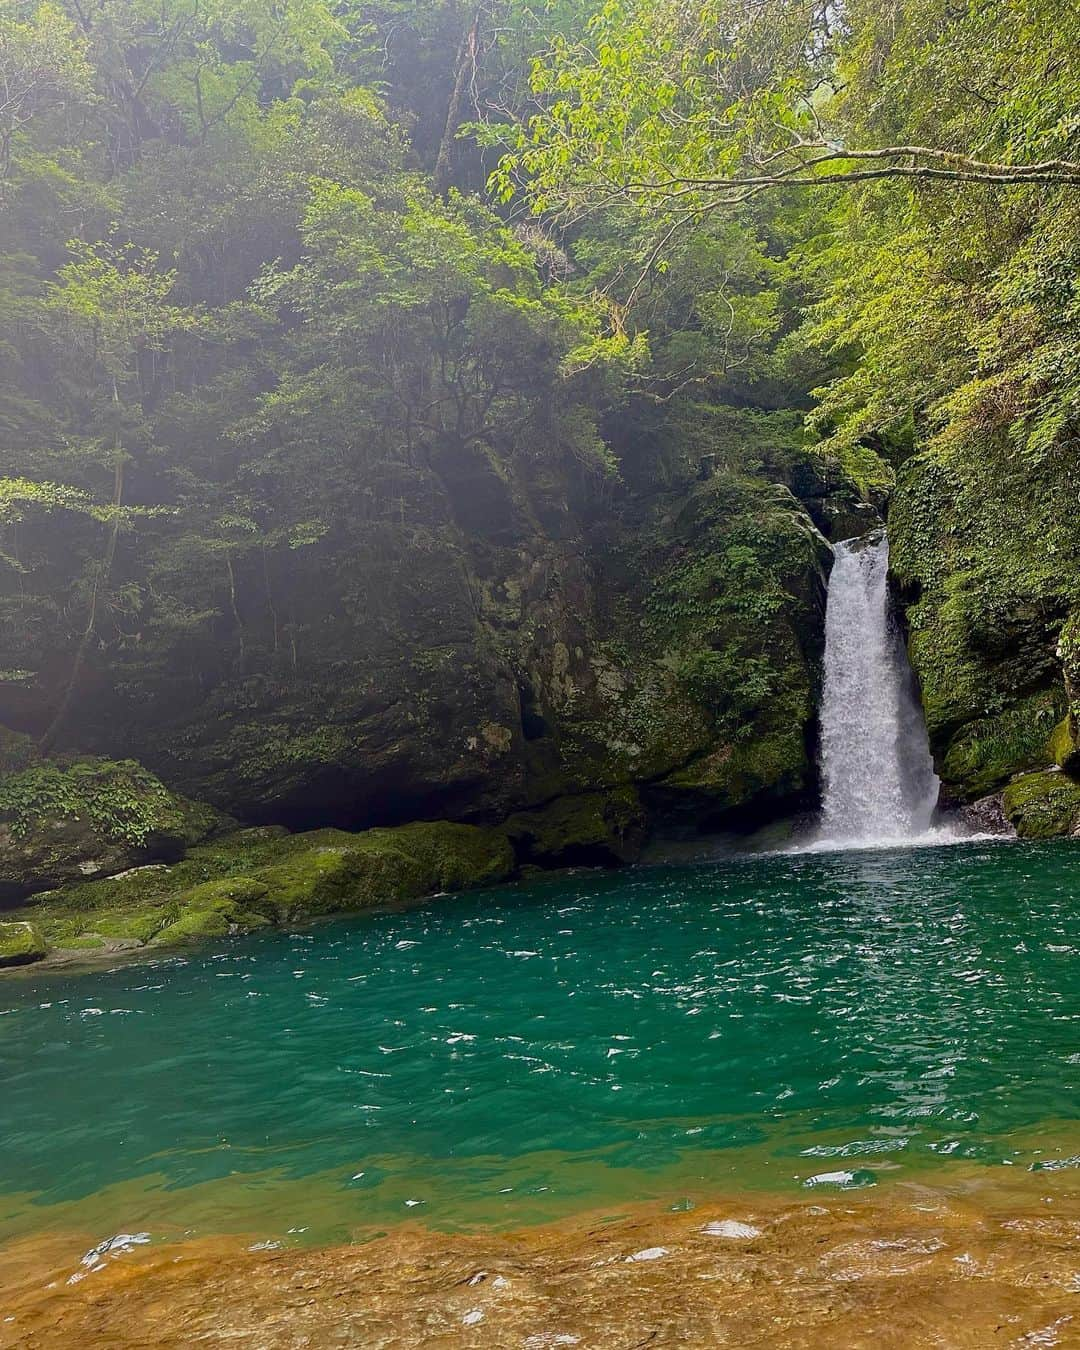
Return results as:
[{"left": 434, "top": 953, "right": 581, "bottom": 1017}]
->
[
  {"left": 0, "top": 5, "right": 633, "bottom": 731},
  {"left": 0, "top": 758, "right": 177, "bottom": 848}
]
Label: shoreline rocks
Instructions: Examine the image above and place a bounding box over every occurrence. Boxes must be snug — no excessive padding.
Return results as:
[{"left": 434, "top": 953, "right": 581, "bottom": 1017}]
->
[
  {"left": 0, "top": 920, "right": 47, "bottom": 967},
  {"left": 0, "top": 818, "right": 518, "bottom": 969}
]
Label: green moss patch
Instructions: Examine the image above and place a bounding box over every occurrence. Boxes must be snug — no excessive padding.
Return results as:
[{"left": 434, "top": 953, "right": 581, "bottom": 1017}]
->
[
  {"left": 151, "top": 908, "right": 234, "bottom": 947},
  {"left": 0, "top": 920, "right": 47, "bottom": 967},
  {"left": 1050, "top": 716, "right": 1080, "bottom": 776},
  {"left": 4, "top": 819, "right": 516, "bottom": 963},
  {"left": 1001, "top": 772, "right": 1080, "bottom": 839}
]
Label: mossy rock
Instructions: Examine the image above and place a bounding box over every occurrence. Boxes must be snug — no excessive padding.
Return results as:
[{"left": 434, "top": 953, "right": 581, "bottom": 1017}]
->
[
  {"left": 374, "top": 820, "right": 515, "bottom": 891},
  {"left": 503, "top": 788, "right": 647, "bottom": 867},
  {"left": 252, "top": 822, "right": 514, "bottom": 922},
  {"left": 179, "top": 876, "right": 271, "bottom": 913},
  {"left": 1050, "top": 716, "right": 1080, "bottom": 776},
  {"left": 657, "top": 724, "right": 808, "bottom": 814},
  {"left": 2, "top": 818, "right": 515, "bottom": 962},
  {"left": 145, "top": 878, "right": 273, "bottom": 949},
  {"left": 89, "top": 907, "right": 173, "bottom": 945},
  {"left": 0, "top": 920, "right": 47, "bottom": 967},
  {"left": 954, "top": 792, "right": 1013, "bottom": 837},
  {"left": 939, "top": 691, "right": 1064, "bottom": 799},
  {"left": 0, "top": 756, "right": 227, "bottom": 902},
  {"left": 251, "top": 843, "right": 384, "bottom": 921},
  {"left": 1001, "top": 771, "right": 1080, "bottom": 839},
  {"left": 152, "top": 908, "right": 234, "bottom": 947}
]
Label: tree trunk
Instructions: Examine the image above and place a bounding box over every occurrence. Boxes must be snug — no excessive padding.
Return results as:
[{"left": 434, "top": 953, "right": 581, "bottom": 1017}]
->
[
  {"left": 40, "top": 386, "right": 126, "bottom": 751},
  {"left": 433, "top": 8, "right": 482, "bottom": 196}
]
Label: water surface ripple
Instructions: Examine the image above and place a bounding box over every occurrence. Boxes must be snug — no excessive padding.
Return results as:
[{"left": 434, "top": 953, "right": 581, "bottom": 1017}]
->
[{"left": 1, "top": 840, "right": 1077, "bottom": 1242}]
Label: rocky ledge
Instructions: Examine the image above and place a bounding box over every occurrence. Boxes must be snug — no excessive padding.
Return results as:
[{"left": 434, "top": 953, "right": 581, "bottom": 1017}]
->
[{"left": 0, "top": 786, "right": 650, "bottom": 970}]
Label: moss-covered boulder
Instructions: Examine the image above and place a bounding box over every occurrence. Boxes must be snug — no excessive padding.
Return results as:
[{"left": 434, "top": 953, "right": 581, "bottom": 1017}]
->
[
  {"left": 0, "top": 920, "right": 47, "bottom": 967},
  {"left": 151, "top": 908, "right": 235, "bottom": 947},
  {"left": 1001, "top": 772, "right": 1080, "bottom": 839},
  {"left": 249, "top": 821, "right": 515, "bottom": 922},
  {"left": 0, "top": 755, "right": 226, "bottom": 904},
  {"left": 150, "top": 877, "right": 274, "bottom": 947},
  {"left": 503, "top": 788, "right": 647, "bottom": 868},
  {"left": 4, "top": 818, "right": 516, "bottom": 960},
  {"left": 1050, "top": 716, "right": 1080, "bottom": 776}
]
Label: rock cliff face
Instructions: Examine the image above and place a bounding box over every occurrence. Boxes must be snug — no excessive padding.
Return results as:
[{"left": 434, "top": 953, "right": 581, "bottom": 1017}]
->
[
  {"left": 0, "top": 436, "right": 839, "bottom": 961},
  {"left": 1, "top": 438, "right": 833, "bottom": 842},
  {"left": 888, "top": 441, "right": 1080, "bottom": 821}
]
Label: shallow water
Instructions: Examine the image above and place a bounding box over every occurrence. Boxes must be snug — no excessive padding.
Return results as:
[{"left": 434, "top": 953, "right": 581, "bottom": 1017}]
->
[
  {"left": 1, "top": 839, "right": 1079, "bottom": 1254},
  {"left": 6, "top": 1178, "right": 1080, "bottom": 1348}
]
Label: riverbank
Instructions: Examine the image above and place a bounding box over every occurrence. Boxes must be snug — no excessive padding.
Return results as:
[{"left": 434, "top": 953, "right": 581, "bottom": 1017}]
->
[
  {"left": 0, "top": 786, "right": 662, "bottom": 971},
  {"left": 3, "top": 1175, "right": 1078, "bottom": 1348}
]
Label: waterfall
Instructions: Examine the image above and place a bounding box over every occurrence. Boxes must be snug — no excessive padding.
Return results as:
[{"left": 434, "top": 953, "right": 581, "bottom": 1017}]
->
[{"left": 816, "top": 531, "right": 944, "bottom": 848}]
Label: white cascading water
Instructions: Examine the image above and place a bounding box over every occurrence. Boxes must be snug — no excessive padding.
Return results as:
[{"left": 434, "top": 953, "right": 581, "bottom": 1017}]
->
[{"left": 816, "top": 531, "right": 945, "bottom": 848}]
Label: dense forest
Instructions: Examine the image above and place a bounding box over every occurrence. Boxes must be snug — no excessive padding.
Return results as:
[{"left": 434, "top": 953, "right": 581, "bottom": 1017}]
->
[{"left": 1, "top": 0, "right": 1079, "bottom": 956}]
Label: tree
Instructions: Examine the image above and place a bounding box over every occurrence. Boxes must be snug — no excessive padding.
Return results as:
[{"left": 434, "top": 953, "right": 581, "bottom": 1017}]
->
[
  {"left": 0, "top": 0, "right": 91, "bottom": 178},
  {"left": 36, "top": 238, "right": 193, "bottom": 745},
  {"left": 490, "top": 0, "right": 1080, "bottom": 236}
]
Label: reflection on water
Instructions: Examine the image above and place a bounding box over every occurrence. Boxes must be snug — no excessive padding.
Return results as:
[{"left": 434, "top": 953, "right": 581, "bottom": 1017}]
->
[{"left": 0, "top": 839, "right": 1078, "bottom": 1253}]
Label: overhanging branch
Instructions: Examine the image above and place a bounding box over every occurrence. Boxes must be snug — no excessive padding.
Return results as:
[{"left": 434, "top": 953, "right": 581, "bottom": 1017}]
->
[{"left": 620, "top": 144, "right": 1080, "bottom": 204}]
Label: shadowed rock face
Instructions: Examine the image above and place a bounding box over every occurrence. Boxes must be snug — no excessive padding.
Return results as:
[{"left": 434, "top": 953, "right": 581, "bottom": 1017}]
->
[
  {"left": 3, "top": 1179, "right": 1077, "bottom": 1349},
  {"left": 2, "top": 447, "right": 832, "bottom": 838}
]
